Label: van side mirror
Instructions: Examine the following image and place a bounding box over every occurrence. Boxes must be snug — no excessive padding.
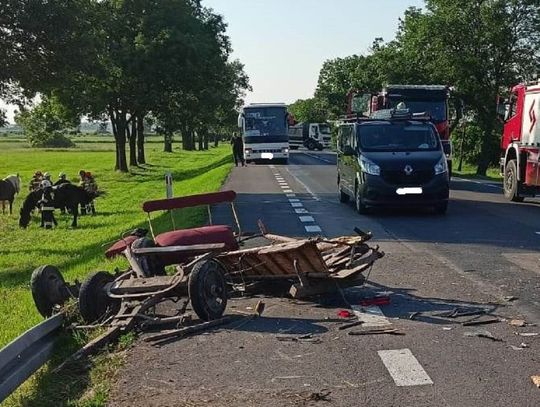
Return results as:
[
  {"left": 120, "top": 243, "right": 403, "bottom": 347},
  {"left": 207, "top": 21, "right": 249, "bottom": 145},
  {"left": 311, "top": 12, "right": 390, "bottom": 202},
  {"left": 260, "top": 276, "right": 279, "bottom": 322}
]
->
[
  {"left": 342, "top": 145, "right": 356, "bottom": 156},
  {"left": 237, "top": 114, "right": 244, "bottom": 129}
]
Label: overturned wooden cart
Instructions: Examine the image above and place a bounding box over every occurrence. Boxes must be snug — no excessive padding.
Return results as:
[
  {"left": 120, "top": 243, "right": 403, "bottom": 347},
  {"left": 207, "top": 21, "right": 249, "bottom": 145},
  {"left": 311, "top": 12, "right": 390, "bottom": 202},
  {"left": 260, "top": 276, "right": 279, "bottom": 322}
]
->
[{"left": 29, "top": 190, "right": 384, "bottom": 358}]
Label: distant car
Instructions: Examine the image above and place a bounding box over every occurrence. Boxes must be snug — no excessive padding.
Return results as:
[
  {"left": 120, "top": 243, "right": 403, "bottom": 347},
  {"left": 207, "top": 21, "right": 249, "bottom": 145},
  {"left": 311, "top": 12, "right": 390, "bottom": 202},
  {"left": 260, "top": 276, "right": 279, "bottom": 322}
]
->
[{"left": 337, "top": 109, "right": 450, "bottom": 214}]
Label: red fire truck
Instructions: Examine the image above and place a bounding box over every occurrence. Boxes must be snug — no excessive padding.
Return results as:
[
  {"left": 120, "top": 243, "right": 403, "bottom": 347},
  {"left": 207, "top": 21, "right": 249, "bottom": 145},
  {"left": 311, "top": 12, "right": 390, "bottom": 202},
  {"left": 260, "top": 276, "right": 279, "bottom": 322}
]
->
[
  {"left": 347, "top": 85, "right": 460, "bottom": 176},
  {"left": 498, "top": 80, "right": 540, "bottom": 202}
]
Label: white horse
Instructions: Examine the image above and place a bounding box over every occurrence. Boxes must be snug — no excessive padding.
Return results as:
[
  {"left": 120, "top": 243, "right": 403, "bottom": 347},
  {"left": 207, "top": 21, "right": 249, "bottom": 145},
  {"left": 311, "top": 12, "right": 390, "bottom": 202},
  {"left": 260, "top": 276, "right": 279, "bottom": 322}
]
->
[{"left": 0, "top": 174, "right": 21, "bottom": 214}]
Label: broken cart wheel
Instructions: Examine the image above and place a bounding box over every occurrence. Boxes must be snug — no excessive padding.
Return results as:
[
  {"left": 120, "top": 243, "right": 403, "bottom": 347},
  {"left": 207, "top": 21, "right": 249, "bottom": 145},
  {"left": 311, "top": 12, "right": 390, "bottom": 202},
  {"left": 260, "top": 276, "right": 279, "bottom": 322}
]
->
[
  {"left": 188, "top": 259, "right": 228, "bottom": 321},
  {"left": 31, "top": 265, "right": 71, "bottom": 317},
  {"left": 79, "top": 271, "right": 119, "bottom": 323}
]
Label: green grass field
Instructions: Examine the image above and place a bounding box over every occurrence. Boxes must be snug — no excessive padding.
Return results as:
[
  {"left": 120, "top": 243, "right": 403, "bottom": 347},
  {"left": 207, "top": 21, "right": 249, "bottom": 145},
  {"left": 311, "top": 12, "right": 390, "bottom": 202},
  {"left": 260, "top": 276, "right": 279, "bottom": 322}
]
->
[{"left": 0, "top": 137, "right": 232, "bottom": 406}]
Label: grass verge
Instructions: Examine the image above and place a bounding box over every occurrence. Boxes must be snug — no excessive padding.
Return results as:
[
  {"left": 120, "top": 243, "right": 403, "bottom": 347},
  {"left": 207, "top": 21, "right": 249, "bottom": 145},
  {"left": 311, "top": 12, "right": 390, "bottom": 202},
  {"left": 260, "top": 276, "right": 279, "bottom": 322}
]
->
[
  {"left": 453, "top": 162, "right": 502, "bottom": 182},
  {"left": 0, "top": 138, "right": 232, "bottom": 406}
]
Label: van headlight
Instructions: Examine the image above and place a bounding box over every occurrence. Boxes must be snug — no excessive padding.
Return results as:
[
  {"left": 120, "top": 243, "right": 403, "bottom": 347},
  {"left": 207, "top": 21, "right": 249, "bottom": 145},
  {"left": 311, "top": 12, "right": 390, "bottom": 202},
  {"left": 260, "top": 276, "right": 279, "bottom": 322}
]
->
[
  {"left": 434, "top": 157, "right": 448, "bottom": 175},
  {"left": 360, "top": 157, "right": 380, "bottom": 176}
]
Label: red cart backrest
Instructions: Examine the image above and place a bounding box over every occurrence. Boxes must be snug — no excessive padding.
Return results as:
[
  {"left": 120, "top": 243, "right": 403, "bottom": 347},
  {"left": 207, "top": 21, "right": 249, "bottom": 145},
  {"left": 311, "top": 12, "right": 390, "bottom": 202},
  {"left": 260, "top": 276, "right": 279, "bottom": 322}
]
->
[{"left": 143, "top": 190, "right": 237, "bottom": 213}]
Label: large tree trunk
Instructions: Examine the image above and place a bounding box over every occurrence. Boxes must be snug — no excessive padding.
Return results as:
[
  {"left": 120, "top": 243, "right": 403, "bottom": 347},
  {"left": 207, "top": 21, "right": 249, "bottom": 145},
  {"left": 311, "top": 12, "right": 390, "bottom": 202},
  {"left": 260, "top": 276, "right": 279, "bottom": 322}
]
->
[
  {"left": 109, "top": 108, "right": 128, "bottom": 172},
  {"left": 197, "top": 130, "right": 203, "bottom": 150},
  {"left": 214, "top": 133, "right": 219, "bottom": 148},
  {"left": 128, "top": 117, "right": 137, "bottom": 166},
  {"left": 202, "top": 130, "right": 209, "bottom": 150},
  {"left": 164, "top": 131, "right": 173, "bottom": 152},
  {"left": 476, "top": 115, "right": 495, "bottom": 177},
  {"left": 137, "top": 113, "right": 146, "bottom": 164}
]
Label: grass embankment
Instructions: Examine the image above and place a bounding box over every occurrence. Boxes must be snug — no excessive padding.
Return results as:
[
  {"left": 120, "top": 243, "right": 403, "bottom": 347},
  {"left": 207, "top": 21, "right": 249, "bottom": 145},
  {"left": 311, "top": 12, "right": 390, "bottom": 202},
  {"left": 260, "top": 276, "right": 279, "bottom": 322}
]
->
[
  {"left": 453, "top": 162, "right": 502, "bottom": 182},
  {"left": 0, "top": 137, "right": 232, "bottom": 406}
]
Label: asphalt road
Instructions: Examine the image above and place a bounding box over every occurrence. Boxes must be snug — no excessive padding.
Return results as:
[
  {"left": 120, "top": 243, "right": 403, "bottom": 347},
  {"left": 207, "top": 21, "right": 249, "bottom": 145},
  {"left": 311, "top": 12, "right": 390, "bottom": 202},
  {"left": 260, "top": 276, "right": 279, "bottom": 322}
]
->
[{"left": 110, "top": 150, "right": 540, "bottom": 407}]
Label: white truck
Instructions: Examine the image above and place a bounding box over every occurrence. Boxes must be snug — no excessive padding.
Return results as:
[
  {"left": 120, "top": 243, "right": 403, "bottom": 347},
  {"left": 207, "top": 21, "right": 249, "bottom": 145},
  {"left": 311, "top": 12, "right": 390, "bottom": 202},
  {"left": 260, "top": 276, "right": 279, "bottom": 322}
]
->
[{"left": 288, "top": 122, "right": 331, "bottom": 151}]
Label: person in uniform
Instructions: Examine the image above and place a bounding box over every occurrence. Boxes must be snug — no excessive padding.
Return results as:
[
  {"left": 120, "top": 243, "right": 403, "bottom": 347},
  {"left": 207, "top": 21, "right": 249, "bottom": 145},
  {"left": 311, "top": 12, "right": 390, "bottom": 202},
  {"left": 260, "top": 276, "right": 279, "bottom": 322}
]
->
[
  {"left": 54, "top": 172, "right": 70, "bottom": 186},
  {"left": 79, "top": 170, "right": 97, "bottom": 215},
  {"left": 54, "top": 172, "right": 71, "bottom": 214},
  {"left": 29, "top": 171, "right": 43, "bottom": 192},
  {"left": 38, "top": 178, "right": 57, "bottom": 229},
  {"left": 231, "top": 133, "right": 246, "bottom": 167}
]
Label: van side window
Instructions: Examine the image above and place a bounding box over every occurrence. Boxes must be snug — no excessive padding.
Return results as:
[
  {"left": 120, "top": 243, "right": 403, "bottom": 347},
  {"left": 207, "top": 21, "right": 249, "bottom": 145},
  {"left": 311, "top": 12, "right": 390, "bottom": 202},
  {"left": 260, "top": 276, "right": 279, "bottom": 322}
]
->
[
  {"left": 509, "top": 92, "right": 518, "bottom": 118},
  {"left": 338, "top": 126, "right": 352, "bottom": 152}
]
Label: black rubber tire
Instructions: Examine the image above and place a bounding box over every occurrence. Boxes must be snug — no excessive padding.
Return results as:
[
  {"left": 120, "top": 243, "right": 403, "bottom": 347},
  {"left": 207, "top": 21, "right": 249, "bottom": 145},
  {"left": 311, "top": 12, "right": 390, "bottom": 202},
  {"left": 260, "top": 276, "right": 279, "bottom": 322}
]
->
[
  {"left": 189, "top": 259, "right": 228, "bottom": 321},
  {"left": 30, "top": 265, "right": 69, "bottom": 317},
  {"left": 306, "top": 140, "right": 316, "bottom": 151},
  {"left": 131, "top": 237, "right": 166, "bottom": 277},
  {"left": 317, "top": 145, "right": 324, "bottom": 151},
  {"left": 504, "top": 160, "right": 524, "bottom": 202},
  {"left": 338, "top": 178, "right": 350, "bottom": 203},
  {"left": 355, "top": 186, "right": 369, "bottom": 214},
  {"left": 434, "top": 201, "right": 448, "bottom": 215},
  {"left": 79, "top": 271, "right": 118, "bottom": 323},
  {"left": 339, "top": 189, "right": 350, "bottom": 203}
]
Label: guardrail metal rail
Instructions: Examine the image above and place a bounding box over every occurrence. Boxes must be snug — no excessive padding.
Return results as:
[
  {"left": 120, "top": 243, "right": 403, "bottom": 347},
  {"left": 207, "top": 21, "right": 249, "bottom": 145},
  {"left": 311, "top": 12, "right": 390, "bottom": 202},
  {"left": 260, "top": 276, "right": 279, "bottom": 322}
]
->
[{"left": 0, "top": 314, "right": 64, "bottom": 402}]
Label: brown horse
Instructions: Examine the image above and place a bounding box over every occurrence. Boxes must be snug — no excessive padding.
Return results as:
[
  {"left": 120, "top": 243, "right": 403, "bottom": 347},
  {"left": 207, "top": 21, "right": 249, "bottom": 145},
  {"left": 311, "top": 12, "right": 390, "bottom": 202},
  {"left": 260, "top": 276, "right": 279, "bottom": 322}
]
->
[{"left": 0, "top": 174, "right": 21, "bottom": 214}]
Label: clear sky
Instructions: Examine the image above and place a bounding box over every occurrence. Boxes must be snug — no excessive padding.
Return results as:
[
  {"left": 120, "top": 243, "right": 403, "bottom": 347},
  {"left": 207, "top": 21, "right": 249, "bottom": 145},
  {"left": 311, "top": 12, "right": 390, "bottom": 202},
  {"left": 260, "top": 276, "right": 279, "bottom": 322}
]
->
[
  {"left": 1, "top": 1, "right": 424, "bottom": 122},
  {"left": 203, "top": 0, "right": 425, "bottom": 105}
]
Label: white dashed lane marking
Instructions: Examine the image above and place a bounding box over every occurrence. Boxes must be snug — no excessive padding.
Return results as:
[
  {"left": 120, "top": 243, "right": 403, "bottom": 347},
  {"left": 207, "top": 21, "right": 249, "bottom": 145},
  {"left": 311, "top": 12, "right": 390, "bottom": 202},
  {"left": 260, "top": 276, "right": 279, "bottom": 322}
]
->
[
  {"left": 378, "top": 349, "right": 433, "bottom": 387},
  {"left": 299, "top": 216, "right": 315, "bottom": 222},
  {"left": 305, "top": 225, "right": 322, "bottom": 233},
  {"left": 273, "top": 169, "right": 324, "bottom": 235}
]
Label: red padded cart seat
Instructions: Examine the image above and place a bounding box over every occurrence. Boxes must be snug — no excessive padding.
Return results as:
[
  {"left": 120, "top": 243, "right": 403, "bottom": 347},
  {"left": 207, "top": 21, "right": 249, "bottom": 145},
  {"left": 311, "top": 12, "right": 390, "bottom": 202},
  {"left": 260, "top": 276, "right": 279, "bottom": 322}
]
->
[
  {"left": 154, "top": 225, "right": 239, "bottom": 265},
  {"left": 105, "top": 235, "right": 138, "bottom": 259}
]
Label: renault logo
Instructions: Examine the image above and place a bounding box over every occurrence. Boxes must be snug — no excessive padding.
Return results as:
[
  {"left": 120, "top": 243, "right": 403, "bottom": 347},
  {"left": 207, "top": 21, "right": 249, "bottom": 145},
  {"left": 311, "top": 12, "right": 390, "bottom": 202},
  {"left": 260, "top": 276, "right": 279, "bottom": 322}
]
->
[{"left": 404, "top": 165, "right": 413, "bottom": 175}]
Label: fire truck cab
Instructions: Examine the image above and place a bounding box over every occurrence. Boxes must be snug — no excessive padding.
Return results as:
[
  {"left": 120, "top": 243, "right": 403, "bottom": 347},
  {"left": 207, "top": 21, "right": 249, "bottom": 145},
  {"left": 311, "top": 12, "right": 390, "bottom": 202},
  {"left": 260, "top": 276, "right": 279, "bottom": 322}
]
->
[{"left": 498, "top": 80, "right": 540, "bottom": 202}]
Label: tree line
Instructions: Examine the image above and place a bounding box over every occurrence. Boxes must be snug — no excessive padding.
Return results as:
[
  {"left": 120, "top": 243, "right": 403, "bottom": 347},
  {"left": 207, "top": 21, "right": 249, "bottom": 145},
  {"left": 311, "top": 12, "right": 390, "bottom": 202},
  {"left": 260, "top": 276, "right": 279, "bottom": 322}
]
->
[
  {"left": 289, "top": 0, "right": 539, "bottom": 175},
  {"left": 0, "top": 0, "right": 251, "bottom": 171}
]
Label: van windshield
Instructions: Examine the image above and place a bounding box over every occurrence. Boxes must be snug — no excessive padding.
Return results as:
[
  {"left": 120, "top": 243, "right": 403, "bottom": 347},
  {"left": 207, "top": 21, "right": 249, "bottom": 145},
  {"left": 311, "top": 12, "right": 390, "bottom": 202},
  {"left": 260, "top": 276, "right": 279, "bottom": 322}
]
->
[{"left": 358, "top": 123, "right": 439, "bottom": 152}]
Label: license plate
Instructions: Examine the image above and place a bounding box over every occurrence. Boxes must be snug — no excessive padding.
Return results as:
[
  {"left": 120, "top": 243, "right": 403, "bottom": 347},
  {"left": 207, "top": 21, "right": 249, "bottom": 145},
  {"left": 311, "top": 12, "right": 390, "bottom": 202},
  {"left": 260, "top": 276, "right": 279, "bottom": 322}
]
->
[
  {"left": 396, "top": 187, "right": 423, "bottom": 195},
  {"left": 261, "top": 152, "right": 274, "bottom": 159}
]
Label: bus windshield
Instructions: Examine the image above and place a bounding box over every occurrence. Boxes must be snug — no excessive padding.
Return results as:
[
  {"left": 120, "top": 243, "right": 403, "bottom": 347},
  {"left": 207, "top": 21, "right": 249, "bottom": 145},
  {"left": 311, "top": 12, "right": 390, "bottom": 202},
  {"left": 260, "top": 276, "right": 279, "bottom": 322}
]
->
[
  {"left": 388, "top": 100, "right": 446, "bottom": 121},
  {"left": 358, "top": 123, "right": 439, "bottom": 152},
  {"left": 244, "top": 107, "right": 287, "bottom": 137}
]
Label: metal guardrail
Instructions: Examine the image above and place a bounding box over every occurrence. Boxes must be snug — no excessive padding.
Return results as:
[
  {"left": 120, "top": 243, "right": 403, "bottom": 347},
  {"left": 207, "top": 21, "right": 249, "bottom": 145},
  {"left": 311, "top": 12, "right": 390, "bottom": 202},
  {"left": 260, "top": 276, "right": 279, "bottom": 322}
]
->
[{"left": 0, "top": 313, "right": 64, "bottom": 403}]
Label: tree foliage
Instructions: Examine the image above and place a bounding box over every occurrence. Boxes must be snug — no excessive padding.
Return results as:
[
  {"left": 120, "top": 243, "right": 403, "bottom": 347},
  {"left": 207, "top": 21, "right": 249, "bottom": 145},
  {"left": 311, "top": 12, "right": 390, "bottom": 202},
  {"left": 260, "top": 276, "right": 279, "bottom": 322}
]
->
[
  {"left": 15, "top": 96, "right": 78, "bottom": 147},
  {"left": 0, "top": 0, "right": 250, "bottom": 171},
  {"left": 288, "top": 98, "right": 326, "bottom": 123},
  {"left": 313, "top": 0, "right": 540, "bottom": 174}
]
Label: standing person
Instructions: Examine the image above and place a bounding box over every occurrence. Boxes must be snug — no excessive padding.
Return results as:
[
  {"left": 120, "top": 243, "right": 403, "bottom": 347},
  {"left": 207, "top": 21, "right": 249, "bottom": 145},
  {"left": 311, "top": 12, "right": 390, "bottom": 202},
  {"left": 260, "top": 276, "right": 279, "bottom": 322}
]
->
[
  {"left": 55, "top": 172, "right": 71, "bottom": 214},
  {"left": 79, "top": 170, "right": 97, "bottom": 215},
  {"left": 38, "top": 178, "right": 57, "bottom": 229},
  {"left": 54, "top": 172, "right": 71, "bottom": 186},
  {"left": 29, "top": 171, "right": 43, "bottom": 191},
  {"left": 231, "top": 133, "right": 246, "bottom": 167}
]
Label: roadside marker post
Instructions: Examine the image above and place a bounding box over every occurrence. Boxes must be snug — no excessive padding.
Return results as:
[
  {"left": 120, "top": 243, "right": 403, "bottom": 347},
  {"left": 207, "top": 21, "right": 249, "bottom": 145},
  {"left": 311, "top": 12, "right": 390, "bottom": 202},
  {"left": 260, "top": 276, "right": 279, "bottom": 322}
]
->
[{"left": 165, "top": 172, "right": 173, "bottom": 199}]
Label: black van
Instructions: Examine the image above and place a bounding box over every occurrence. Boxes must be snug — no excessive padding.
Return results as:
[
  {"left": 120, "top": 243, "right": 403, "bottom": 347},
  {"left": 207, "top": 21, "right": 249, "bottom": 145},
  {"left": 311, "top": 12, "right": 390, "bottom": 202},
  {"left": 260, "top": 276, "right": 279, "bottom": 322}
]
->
[{"left": 337, "top": 110, "right": 450, "bottom": 214}]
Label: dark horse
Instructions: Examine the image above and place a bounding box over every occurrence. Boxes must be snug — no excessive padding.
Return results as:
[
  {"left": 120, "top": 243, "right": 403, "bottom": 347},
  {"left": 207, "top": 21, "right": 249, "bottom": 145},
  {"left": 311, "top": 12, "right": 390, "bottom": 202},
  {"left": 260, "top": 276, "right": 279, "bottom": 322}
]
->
[
  {"left": 19, "top": 183, "right": 96, "bottom": 228},
  {"left": 0, "top": 174, "right": 21, "bottom": 214}
]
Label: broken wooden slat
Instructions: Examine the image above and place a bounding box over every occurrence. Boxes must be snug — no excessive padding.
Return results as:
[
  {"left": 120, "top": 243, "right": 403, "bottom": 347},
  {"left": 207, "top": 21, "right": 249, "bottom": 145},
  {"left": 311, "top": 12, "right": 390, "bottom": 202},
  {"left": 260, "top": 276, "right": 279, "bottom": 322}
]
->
[{"left": 143, "top": 317, "right": 232, "bottom": 343}]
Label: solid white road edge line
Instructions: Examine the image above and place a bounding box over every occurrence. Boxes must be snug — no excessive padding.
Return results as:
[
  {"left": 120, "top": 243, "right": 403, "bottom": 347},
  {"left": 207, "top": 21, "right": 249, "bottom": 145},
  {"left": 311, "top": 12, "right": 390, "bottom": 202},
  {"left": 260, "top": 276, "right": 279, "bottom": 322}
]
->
[{"left": 377, "top": 349, "right": 433, "bottom": 387}]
